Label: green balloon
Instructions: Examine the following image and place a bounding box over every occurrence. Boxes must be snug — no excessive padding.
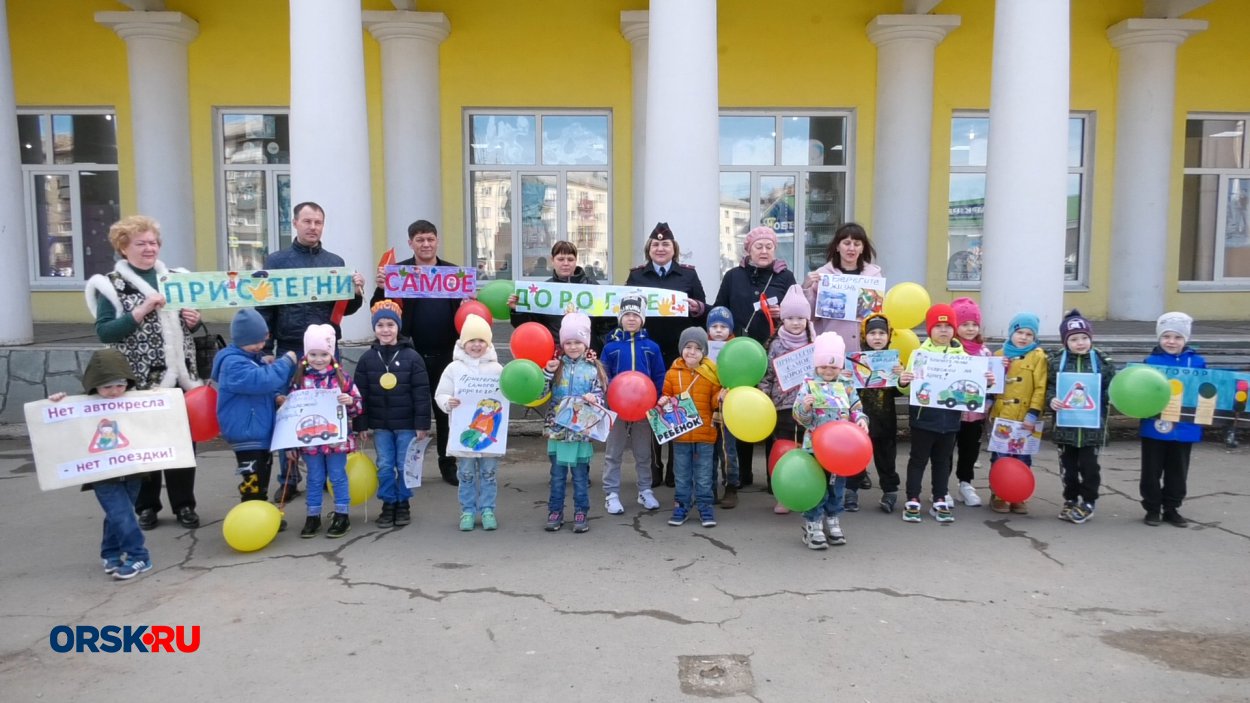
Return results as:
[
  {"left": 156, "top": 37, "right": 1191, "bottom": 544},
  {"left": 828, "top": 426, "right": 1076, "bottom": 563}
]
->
[
  {"left": 771, "top": 450, "right": 828, "bottom": 512},
  {"left": 717, "top": 337, "right": 769, "bottom": 388},
  {"left": 500, "top": 359, "right": 545, "bottom": 405},
  {"left": 1108, "top": 365, "right": 1172, "bottom": 419},
  {"left": 478, "top": 280, "right": 514, "bottom": 320}
]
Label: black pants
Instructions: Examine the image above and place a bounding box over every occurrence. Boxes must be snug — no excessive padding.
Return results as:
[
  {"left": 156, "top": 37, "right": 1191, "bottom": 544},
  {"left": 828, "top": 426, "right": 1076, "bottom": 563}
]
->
[
  {"left": 423, "top": 352, "right": 453, "bottom": 462},
  {"left": 953, "top": 420, "right": 983, "bottom": 483},
  {"left": 235, "top": 449, "right": 274, "bottom": 502},
  {"left": 135, "top": 467, "right": 196, "bottom": 514},
  {"left": 1057, "top": 444, "right": 1100, "bottom": 505},
  {"left": 870, "top": 432, "right": 899, "bottom": 493},
  {"left": 906, "top": 428, "right": 957, "bottom": 502},
  {"left": 1140, "top": 437, "right": 1191, "bottom": 512}
]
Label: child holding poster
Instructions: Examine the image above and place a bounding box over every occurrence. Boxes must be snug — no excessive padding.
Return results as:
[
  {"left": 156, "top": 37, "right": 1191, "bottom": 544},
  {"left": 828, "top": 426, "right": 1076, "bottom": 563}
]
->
[
  {"left": 856, "top": 314, "right": 903, "bottom": 513},
  {"left": 435, "top": 314, "right": 504, "bottom": 531},
  {"left": 707, "top": 306, "right": 741, "bottom": 508},
  {"left": 793, "top": 332, "right": 869, "bottom": 549},
  {"left": 542, "top": 313, "right": 609, "bottom": 534},
  {"left": 988, "top": 312, "right": 1049, "bottom": 514},
  {"left": 48, "top": 349, "right": 153, "bottom": 580},
  {"left": 758, "top": 285, "right": 816, "bottom": 514},
  {"left": 1046, "top": 310, "right": 1116, "bottom": 524},
  {"left": 290, "top": 324, "right": 363, "bottom": 539},
  {"left": 950, "top": 297, "right": 992, "bottom": 508},
  {"left": 661, "top": 327, "right": 724, "bottom": 528},
  {"left": 353, "top": 301, "right": 430, "bottom": 530}
]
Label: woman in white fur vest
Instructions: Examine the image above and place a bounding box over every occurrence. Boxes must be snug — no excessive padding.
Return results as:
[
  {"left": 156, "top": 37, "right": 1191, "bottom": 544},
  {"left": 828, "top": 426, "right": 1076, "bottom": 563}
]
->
[{"left": 85, "top": 215, "right": 203, "bottom": 531}]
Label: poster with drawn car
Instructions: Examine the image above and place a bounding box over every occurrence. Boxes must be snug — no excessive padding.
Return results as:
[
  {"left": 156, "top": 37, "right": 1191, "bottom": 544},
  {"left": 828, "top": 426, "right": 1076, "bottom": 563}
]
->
[{"left": 908, "top": 351, "right": 990, "bottom": 413}]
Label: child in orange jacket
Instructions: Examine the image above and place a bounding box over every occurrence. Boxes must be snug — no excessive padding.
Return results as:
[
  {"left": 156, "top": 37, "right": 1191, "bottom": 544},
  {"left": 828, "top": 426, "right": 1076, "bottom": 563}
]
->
[{"left": 660, "top": 327, "right": 724, "bottom": 529}]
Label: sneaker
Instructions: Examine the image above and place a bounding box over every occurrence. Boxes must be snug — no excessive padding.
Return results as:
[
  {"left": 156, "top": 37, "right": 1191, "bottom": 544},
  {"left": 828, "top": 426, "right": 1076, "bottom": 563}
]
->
[
  {"left": 376, "top": 502, "right": 396, "bottom": 528},
  {"left": 326, "top": 512, "right": 350, "bottom": 538},
  {"left": 1058, "top": 500, "right": 1076, "bottom": 522},
  {"left": 637, "top": 489, "right": 660, "bottom": 511},
  {"left": 843, "top": 488, "right": 860, "bottom": 512},
  {"left": 459, "top": 512, "right": 475, "bottom": 531},
  {"left": 803, "top": 520, "right": 828, "bottom": 550},
  {"left": 958, "top": 481, "right": 982, "bottom": 507},
  {"left": 990, "top": 494, "right": 1011, "bottom": 513},
  {"left": 930, "top": 500, "right": 955, "bottom": 524},
  {"left": 773, "top": 503, "right": 791, "bottom": 515},
  {"left": 1144, "top": 510, "right": 1162, "bottom": 526},
  {"left": 1163, "top": 509, "right": 1189, "bottom": 528},
  {"left": 481, "top": 510, "right": 498, "bottom": 531},
  {"left": 879, "top": 492, "right": 898, "bottom": 514},
  {"left": 944, "top": 494, "right": 955, "bottom": 512},
  {"left": 102, "top": 558, "right": 123, "bottom": 575},
  {"left": 573, "top": 512, "right": 589, "bottom": 533},
  {"left": 605, "top": 492, "right": 624, "bottom": 515},
  {"left": 112, "top": 558, "right": 152, "bottom": 581},
  {"left": 1010, "top": 501, "right": 1029, "bottom": 515},
  {"left": 699, "top": 507, "right": 717, "bottom": 528},
  {"left": 1069, "top": 502, "right": 1094, "bottom": 524},
  {"left": 902, "top": 500, "right": 922, "bottom": 523},
  {"left": 825, "top": 516, "right": 846, "bottom": 545},
  {"left": 668, "top": 506, "right": 689, "bottom": 526},
  {"left": 137, "top": 508, "right": 158, "bottom": 531},
  {"left": 544, "top": 512, "right": 564, "bottom": 532},
  {"left": 393, "top": 501, "right": 412, "bottom": 526},
  {"left": 300, "top": 515, "right": 321, "bottom": 538}
]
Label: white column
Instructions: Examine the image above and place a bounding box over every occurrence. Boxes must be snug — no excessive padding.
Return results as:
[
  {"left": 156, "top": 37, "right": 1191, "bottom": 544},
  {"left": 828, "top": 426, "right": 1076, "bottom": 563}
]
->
[
  {"left": 867, "top": 14, "right": 960, "bottom": 287},
  {"left": 0, "top": 0, "right": 31, "bottom": 344},
  {"left": 95, "top": 11, "right": 198, "bottom": 271},
  {"left": 1107, "top": 18, "right": 1206, "bottom": 320},
  {"left": 643, "top": 0, "right": 719, "bottom": 278},
  {"left": 979, "top": 0, "right": 1069, "bottom": 337},
  {"left": 363, "top": 11, "right": 450, "bottom": 254},
  {"left": 621, "top": 11, "right": 649, "bottom": 266},
  {"left": 290, "top": 0, "right": 374, "bottom": 341}
]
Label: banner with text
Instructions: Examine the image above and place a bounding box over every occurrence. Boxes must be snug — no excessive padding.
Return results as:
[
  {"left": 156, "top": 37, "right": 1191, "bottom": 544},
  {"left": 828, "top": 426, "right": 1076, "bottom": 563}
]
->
[
  {"left": 448, "top": 374, "right": 510, "bottom": 456},
  {"left": 814, "top": 274, "right": 886, "bottom": 321},
  {"left": 772, "top": 344, "right": 815, "bottom": 392},
  {"left": 160, "top": 268, "right": 356, "bottom": 309},
  {"left": 382, "top": 265, "right": 477, "bottom": 299},
  {"left": 511, "top": 282, "right": 689, "bottom": 318},
  {"left": 908, "top": 351, "right": 990, "bottom": 413},
  {"left": 271, "top": 389, "right": 350, "bottom": 450}
]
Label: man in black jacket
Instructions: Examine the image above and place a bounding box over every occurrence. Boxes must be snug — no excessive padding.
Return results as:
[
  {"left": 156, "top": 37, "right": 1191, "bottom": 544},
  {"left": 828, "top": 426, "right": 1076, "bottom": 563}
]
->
[{"left": 371, "top": 220, "right": 462, "bottom": 485}]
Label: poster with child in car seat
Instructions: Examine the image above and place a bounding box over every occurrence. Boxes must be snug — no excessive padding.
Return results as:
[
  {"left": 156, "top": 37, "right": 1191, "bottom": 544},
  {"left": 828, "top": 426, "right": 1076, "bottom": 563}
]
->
[{"left": 448, "top": 374, "right": 509, "bottom": 456}]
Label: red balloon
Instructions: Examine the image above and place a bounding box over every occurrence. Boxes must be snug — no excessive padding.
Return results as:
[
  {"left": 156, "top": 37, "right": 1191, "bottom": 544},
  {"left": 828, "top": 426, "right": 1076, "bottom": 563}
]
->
[
  {"left": 185, "top": 385, "right": 220, "bottom": 442},
  {"left": 510, "top": 322, "right": 556, "bottom": 366},
  {"left": 768, "top": 439, "right": 799, "bottom": 476},
  {"left": 607, "top": 371, "right": 658, "bottom": 422},
  {"left": 989, "top": 457, "right": 1035, "bottom": 503},
  {"left": 454, "top": 301, "right": 493, "bottom": 333},
  {"left": 811, "top": 421, "right": 873, "bottom": 477}
]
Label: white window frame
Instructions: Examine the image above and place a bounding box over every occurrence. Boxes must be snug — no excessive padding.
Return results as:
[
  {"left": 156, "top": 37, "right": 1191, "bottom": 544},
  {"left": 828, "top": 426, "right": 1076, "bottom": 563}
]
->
[
  {"left": 463, "top": 109, "right": 613, "bottom": 280},
  {"left": 213, "top": 108, "right": 291, "bottom": 269},
  {"left": 946, "top": 110, "right": 1094, "bottom": 291},
  {"left": 20, "top": 108, "right": 120, "bottom": 290},
  {"left": 1179, "top": 112, "right": 1250, "bottom": 291}
]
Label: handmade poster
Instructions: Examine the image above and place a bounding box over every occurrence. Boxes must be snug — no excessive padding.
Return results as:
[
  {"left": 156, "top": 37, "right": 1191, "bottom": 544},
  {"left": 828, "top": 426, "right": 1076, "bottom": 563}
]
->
[
  {"left": 1055, "top": 372, "right": 1102, "bottom": 429},
  {"left": 847, "top": 350, "right": 901, "bottom": 389},
  {"left": 908, "top": 351, "right": 990, "bottom": 412},
  {"left": 647, "top": 393, "right": 704, "bottom": 444},
  {"left": 160, "top": 268, "right": 356, "bottom": 309},
  {"left": 814, "top": 274, "right": 886, "bottom": 321},
  {"left": 552, "top": 397, "right": 616, "bottom": 441},
  {"left": 381, "top": 265, "right": 477, "bottom": 299},
  {"left": 25, "top": 389, "right": 195, "bottom": 491},
  {"left": 271, "top": 389, "right": 350, "bottom": 450},
  {"left": 1132, "top": 363, "right": 1250, "bottom": 426},
  {"left": 448, "top": 374, "right": 510, "bottom": 456},
  {"left": 402, "top": 436, "right": 433, "bottom": 489},
  {"left": 988, "top": 418, "right": 1044, "bottom": 456},
  {"left": 987, "top": 357, "right": 1008, "bottom": 394},
  {"left": 772, "top": 344, "right": 815, "bottom": 392},
  {"left": 511, "top": 282, "right": 689, "bottom": 318}
]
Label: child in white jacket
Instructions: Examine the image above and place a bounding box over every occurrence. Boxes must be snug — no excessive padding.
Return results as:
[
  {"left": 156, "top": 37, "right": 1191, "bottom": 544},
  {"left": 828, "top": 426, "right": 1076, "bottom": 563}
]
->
[{"left": 435, "top": 314, "right": 505, "bottom": 531}]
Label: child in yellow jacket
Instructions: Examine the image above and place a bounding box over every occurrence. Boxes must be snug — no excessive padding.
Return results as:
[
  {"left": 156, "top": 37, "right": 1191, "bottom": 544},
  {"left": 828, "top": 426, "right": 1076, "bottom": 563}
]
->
[
  {"left": 988, "top": 312, "right": 1049, "bottom": 514},
  {"left": 660, "top": 327, "right": 724, "bottom": 529}
]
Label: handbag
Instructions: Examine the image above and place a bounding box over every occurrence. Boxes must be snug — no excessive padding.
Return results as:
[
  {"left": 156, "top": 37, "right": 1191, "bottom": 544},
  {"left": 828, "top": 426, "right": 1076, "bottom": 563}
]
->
[{"left": 192, "top": 323, "right": 226, "bottom": 380}]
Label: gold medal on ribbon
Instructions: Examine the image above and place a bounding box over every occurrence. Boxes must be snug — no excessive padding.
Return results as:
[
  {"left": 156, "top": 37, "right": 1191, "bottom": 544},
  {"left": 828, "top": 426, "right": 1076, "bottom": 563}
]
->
[{"left": 379, "top": 372, "right": 398, "bottom": 390}]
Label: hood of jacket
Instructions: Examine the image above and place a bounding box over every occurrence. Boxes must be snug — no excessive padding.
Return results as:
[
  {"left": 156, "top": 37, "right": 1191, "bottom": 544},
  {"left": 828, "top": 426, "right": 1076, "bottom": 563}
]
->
[
  {"left": 82, "top": 348, "right": 137, "bottom": 394},
  {"left": 668, "top": 357, "right": 719, "bottom": 386},
  {"left": 607, "top": 327, "right": 654, "bottom": 344}
]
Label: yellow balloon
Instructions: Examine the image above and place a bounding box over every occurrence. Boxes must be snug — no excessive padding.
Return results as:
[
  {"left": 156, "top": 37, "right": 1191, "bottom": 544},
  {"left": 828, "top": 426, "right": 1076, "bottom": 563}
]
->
[
  {"left": 890, "top": 328, "right": 921, "bottom": 367},
  {"left": 525, "top": 392, "right": 552, "bottom": 408},
  {"left": 222, "top": 500, "right": 282, "bottom": 552},
  {"left": 346, "top": 452, "right": 380, "bottom": 506},
  {"left": 882, "top": 282, "right": 931, "bottom": 331},
  {"left": 722, "top": 387, "right": 777, "bottom": 443}
]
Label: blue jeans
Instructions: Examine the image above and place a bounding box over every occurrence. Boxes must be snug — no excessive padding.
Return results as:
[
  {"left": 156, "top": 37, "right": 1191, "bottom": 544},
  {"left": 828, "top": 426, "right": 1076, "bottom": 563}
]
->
[
  {"left": 713, "top": 426, "right": 740, "bottom": 487},
  {"left": 304, "top": 453, "right": 349, "bottom": 515},
  {"left": 803, "top": 475, "right": 847, "bottom": 521},
  {"left": 95, "top": 478, "right": 149, "bottom": 564},
  {"left": 990, "top": 452, "right": 1033, "bottom": 468},
  {"left": 373, "top": 429, "right": 415, "bottom": 504},
  {"left": 458, "top": 456, "right": 499, "bottom": 513},
  {"left": 673, "top": 442, "right": 715, "bottom": 509},
  {"left": 548, "top": 455, "right": 590, "bottom": 514}
]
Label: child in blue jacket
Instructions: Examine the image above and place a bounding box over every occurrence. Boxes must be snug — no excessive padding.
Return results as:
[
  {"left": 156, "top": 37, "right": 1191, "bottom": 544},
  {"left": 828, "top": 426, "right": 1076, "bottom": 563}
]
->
[
  {"left": 1140, "top": 312, "right": 1205, "bottom": 528},
  {"left": 600, "top": 293, "right": 667, "bottom": 515},
  {"left": 211, "top": 309, "right": 297, "bottom": 504}
]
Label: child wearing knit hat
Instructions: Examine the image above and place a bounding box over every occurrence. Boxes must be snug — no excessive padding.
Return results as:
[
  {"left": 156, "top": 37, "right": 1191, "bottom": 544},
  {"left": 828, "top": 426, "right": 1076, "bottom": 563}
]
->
[
  {"left": 434, "top": 313, "right": 506, "bottom": 531},
  {"left": 987, "top": 311, "right": 1049, "bottom": 514},
  {"left": 949, "top": 297, "right": 991, "bottom": 508},
  {"left": 792, "top": 332, "right": 868, "bottom": 549},
  {"left": 1138, "top": 311, "right": 1205, "bottom": 527},
  {"left": 706, "top": 306, "right": 742, "bottom": 507},
  {"left": 758, "top": 284, "right": 817, "bottom": 514},
  {"left": 661, "top": 326, "right": 724, "bottom": 528},
  {"left": 351, "top": 300, "right": 432, "bottom": 529},
  {"left": 854, "top": 313, "right": 904, "bottom": 513}
]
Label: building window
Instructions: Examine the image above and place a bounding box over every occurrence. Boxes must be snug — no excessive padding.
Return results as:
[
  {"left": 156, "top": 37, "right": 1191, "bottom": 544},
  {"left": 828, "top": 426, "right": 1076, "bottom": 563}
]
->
[
  {"left": 466, "top": 111, "right": 610, "bottom": 281},
  {"left": 217, "top": 111, "right": 291, "bottom": 270},
  {"left": 1180, "top": 116, "right": 1250, "bottom": 283},
  {"left": 946, "top": 114, "right": 1092, "bottom": 288},
  {"left": 718, "top": 112, "right": 852, "bottom": 277},
  {"left": 18, "top": 110, "right": 120, "bottom": 287}
]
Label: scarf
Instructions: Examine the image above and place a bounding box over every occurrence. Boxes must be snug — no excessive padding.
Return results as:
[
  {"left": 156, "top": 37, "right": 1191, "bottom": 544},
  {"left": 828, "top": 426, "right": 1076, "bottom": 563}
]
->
[
  {"left": 960, "top": 337, "right": 985, "bottom": 356},
  {"left": 777, "top": 326, "right": 810, "bottom": 352},
  {"left": 1002, "top": 338, "right": 1039, "bottom": 358}
]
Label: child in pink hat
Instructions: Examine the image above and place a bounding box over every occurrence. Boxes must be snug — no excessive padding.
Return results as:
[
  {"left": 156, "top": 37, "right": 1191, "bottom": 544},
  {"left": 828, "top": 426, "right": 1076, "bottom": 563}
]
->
[{"left": 758, "top": 284, "right": 816, "bottom": 514}]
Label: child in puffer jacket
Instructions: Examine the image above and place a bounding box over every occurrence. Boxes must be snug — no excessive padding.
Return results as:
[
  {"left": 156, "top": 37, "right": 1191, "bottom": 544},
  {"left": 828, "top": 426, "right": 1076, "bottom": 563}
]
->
[{"left": 758, "top": 284, "right": 815, "bottom": 513}]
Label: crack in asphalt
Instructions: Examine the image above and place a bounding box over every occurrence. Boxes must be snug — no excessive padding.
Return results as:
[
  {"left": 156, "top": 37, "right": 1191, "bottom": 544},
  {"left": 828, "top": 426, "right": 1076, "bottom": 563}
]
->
[
  {"left": 714, "top": 585, "right": 978, "bottom": 605},
  {"left": 630, "top": 512, "right": 654, "bottom": 540},
  {"left": 984, "top": 518, "right": 1064, "bottom": 566},
  {"left": 1191, "top": 520, "right": 1250, "bottom": 541},
  {"left": 691, "top": 532, "right": 738, "bottom": 556}
]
